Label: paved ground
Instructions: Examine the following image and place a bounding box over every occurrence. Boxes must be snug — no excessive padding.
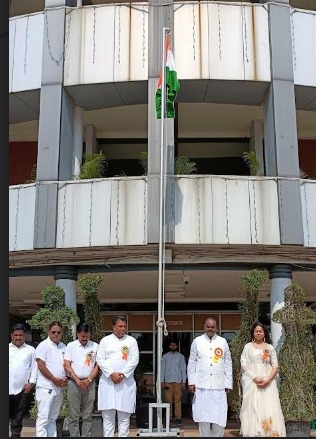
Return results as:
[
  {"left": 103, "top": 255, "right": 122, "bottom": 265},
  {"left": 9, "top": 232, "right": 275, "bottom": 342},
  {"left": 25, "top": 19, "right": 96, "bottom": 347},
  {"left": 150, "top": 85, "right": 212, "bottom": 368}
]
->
[{"left": 13, "top": 416, "right": 316, "bottom": 437}]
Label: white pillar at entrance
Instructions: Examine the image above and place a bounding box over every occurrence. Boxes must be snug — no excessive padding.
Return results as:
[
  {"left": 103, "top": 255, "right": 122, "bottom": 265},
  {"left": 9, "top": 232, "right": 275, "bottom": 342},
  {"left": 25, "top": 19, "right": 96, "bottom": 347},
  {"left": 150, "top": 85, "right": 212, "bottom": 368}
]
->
[
  {"left": 73, "top": 106, "right": 84, "bottom": 179},
  {"left": 269, "top": 264, "right": 292, "bottom": 353},
  {"left": 56, "top": 278, "right": 77, "bottom": 310},
  {"left": 54, "top": 266, "right": 78, "bottom": 339}
]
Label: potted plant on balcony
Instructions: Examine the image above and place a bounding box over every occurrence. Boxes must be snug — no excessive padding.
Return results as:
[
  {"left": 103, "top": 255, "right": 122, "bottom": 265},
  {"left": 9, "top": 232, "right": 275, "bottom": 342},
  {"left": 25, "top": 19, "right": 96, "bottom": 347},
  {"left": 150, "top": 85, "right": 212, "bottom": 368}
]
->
[
  {"left": 27, "top": 284, "right": 79, "bottom": 435},
  {"left": 138, "top": 152, "right": 197, "bottom": 175},
  {"left": 272, "top": 283, "right": 316, "bottom": 437},
  {"left": 77, "top": 152, "right": 107, "bottom": 180}
]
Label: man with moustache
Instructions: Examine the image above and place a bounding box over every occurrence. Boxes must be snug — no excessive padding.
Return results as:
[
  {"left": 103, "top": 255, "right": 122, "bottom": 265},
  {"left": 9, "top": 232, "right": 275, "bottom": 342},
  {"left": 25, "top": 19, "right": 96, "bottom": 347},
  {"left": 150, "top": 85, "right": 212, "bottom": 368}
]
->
[
  {"left": 188, "top": 317, "right": 233, "bottom": 437},
  {"left": 35, "top": 321, "right": 68, "bottom": 437},
  {"left": 96, "top": 316, "right": 139, "bottom": 437},
  {"left": 9, "top": 323, "right": 37, "bottom": 437},
  {"left": 64, "top": 322, "right": 99, "bottom": 437}
]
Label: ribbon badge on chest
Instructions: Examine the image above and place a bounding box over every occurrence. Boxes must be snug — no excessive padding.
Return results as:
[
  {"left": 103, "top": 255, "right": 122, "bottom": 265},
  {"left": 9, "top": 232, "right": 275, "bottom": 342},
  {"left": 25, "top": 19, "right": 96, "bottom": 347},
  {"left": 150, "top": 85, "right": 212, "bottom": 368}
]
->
[
  {"left": 85, "top": 351, "right": 94, "bottom": 367},
  {"left": 213, "top": 347, "right": 223, "bottom": 363},
  {"left": 121, "top": 346, "right": 129, "bottom": 360}
]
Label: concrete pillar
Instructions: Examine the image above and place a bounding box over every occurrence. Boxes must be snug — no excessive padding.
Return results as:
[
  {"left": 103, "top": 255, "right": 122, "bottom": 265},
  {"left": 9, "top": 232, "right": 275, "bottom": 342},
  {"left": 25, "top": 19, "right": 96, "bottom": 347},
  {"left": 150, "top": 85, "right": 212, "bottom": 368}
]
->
[
  {"left": 263, "top": 3, "right": 304, "bottom": 245},
  {"left": 269, "top": 264, "right": 292, "bottom": 353},
  {"left": 34, "top": 0, "right": 77, "bottom": 249},
  {"left": 73, "top": 106, "right": 84, "bottom": 178},
  {"left": 147, "top": 0, "right": 175, "bottom": 243},
  {"left": 249, "top": 120, "right": 264, "bottom": 176},
  {"left": 54, "top": 266, "right": 77, "bottom": 311},
  {"left": 54, "top": 266, "right": 78, "bottom": 339},
  {"left": 84, "top": 124, "right": 98, "bottom": 156}
]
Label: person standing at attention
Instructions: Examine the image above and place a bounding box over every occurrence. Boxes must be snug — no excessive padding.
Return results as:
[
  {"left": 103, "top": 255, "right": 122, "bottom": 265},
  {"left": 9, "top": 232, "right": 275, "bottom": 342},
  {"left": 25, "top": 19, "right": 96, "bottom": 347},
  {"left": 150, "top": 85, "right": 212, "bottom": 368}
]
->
[
  {"left": 161, "top": 340, "right": 187, "bottom": 426},
  {"left": 64, "top": 322, "right": 99, "bottom": 437},
  {"left": 35, "top": 321, "right": 68, "bottom": 437},
  {"left": 96, "top": 316, "right": 139, "bottom": 437},
  {"left": 239, "top": 322, "right": 286, "bottom": 437},
  {"left": 9, "top": 323, "right": 38, "bottom": 437},
  {"left": 188, "top": 317, "right": 233, "bottom": 437}
]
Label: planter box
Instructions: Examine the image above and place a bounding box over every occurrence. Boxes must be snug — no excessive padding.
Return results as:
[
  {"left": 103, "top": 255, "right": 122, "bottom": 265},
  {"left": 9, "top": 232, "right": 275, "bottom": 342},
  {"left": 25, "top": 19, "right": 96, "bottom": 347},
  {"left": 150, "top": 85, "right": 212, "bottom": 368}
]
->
[{"left": 286, "top": 421, "right": 311, "bottom": 437}]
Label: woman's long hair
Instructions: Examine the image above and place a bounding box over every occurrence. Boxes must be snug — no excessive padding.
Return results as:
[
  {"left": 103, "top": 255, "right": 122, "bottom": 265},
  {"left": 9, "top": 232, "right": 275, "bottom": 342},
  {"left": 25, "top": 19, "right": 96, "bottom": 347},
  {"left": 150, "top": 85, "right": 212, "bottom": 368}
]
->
[{"left": 250, "top": 322, "right": 273, "bottom": 345}]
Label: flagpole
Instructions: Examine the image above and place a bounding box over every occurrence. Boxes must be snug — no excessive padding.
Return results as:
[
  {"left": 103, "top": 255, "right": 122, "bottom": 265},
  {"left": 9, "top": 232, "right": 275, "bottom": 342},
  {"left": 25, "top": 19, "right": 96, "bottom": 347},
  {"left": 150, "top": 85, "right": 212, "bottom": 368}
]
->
[{"left": 156, "top": 26, "right": 169, "bottom": 420}]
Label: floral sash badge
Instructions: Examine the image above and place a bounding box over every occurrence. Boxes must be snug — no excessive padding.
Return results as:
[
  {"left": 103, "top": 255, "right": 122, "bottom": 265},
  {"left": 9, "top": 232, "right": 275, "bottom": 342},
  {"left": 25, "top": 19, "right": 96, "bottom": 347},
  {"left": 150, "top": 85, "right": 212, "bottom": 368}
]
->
[
  {"left": 122, "top": 346, "right": 129, "bottom": 360},
  {"left": 262, "top": 348, "right": 271, "bottom": 363},
  {"left": 85, "top": 351, "right": 94, "bottom": 367},
  {"left": 213, "top": 347, "right": 223, "bottom": 363}
]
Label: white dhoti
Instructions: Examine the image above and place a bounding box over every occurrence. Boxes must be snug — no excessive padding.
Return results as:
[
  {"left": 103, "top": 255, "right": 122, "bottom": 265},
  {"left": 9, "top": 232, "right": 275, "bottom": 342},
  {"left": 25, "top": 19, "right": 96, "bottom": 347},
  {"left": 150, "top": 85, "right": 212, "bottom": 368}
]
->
[{"left": 192, "top": 388, "right": 228, "bottom": 437}]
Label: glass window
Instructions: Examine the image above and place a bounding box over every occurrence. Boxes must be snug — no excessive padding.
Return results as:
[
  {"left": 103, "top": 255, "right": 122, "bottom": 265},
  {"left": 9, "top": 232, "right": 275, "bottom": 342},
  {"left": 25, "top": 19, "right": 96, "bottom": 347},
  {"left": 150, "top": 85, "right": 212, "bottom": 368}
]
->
[
  {"left": 221, "top": 331, "right": 237, "bottom": 345},
  {"left": 130, "top": 332, "right": 153, "bottom": 352}
]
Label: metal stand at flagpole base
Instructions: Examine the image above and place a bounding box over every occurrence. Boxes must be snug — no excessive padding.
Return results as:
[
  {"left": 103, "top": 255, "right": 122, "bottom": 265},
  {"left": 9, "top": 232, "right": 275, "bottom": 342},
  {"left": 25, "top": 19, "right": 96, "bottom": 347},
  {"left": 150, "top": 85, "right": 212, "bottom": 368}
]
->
[{"left": 137, "top": 403, "right": 182, "bottom": 437}]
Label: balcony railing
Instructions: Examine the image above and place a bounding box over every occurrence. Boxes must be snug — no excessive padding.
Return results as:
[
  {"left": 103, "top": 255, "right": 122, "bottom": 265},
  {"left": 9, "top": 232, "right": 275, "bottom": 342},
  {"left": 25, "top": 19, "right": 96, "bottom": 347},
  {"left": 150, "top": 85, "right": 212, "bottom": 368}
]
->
[
  {"left": 9, "top": 4, "right": 316, "bottom": 94},
  {"left": 9, "top": 175, "right": 316, "bottom": 251}
]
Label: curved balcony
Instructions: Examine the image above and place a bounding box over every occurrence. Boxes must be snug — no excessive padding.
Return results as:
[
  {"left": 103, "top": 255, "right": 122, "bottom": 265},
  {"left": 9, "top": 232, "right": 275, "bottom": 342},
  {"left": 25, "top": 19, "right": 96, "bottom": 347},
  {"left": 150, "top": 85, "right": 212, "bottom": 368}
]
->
[
  {"left": 9, "top": 176, "right": 316, "bottom": 252},
  {"left": 9, "top": 3, "right": 316, "bottom": 123}
]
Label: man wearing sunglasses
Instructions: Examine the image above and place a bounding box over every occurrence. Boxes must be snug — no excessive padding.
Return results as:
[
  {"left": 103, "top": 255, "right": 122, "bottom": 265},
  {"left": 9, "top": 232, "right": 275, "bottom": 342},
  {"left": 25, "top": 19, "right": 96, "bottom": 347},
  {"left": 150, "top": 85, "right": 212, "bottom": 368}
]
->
[{"left": 35, "top": 321, "right": 68, "bottom": 437}]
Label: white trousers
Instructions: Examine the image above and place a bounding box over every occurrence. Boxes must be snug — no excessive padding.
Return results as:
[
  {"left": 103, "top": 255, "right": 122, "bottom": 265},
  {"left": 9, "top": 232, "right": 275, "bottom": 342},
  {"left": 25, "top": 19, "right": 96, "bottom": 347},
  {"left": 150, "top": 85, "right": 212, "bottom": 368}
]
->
[
  {"left": 102, "top": 409, "right": 131, "bottom": 437},
  {"left": 198, "top": 422, "right": 225, "bottom": 437},
  {"left": 35, "top": 387, "right": 63, "bottom": 437}
]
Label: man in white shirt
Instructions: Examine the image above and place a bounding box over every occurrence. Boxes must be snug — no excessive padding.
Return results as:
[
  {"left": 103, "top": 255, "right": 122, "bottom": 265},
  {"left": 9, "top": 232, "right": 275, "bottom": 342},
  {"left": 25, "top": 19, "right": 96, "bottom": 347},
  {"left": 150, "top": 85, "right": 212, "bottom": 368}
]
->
[
  {"left": 188, "top": 317, "right": 233, "bottom": 437},
  {"left": 9, "top": 323, "right": 37, "bottom": 437},
  {"left": 64, "top": 322, "right": 99, "bottom": 437},
  {"left": 35, "top": 321, "right": 68, "bottom": 437},
  {"left": 96, "top": 316, "right": 139, "bottom": 437},
  {"left": 161, "top": 340, "right": 187, "bottom": 425}
]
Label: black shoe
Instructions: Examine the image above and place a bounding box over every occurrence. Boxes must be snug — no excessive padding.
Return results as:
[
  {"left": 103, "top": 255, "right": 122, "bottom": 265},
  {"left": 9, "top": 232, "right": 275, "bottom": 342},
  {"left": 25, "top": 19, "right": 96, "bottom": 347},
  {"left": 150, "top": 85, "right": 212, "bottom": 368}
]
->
[{"left": 175, "top": 418, "right": 182, "bottom": 426}]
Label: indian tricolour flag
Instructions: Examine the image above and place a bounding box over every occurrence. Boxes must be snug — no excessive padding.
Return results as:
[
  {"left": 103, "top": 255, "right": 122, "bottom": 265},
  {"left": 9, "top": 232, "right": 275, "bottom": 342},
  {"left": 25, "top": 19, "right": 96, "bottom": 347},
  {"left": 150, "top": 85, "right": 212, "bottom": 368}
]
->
[{"left": 155, "top": 34, "right": 180, "bottom": 119}]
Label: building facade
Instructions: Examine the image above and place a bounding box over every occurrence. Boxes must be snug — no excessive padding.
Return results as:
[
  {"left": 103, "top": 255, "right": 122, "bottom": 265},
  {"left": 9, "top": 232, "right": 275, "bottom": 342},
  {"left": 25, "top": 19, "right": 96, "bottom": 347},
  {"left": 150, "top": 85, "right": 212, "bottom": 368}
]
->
[{"left": 9, "top": 0, "right": 316, "bottom": 392}]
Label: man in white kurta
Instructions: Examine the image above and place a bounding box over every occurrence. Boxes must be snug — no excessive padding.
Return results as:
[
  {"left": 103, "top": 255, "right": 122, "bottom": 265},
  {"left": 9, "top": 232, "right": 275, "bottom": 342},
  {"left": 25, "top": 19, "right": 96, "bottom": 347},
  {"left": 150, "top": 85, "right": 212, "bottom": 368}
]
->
[
  {"left": 188, "top": 317, "right": 233, "bottom": 437},
  {"left": 96, "top": 316, "right": 139, "bottom": 437}
]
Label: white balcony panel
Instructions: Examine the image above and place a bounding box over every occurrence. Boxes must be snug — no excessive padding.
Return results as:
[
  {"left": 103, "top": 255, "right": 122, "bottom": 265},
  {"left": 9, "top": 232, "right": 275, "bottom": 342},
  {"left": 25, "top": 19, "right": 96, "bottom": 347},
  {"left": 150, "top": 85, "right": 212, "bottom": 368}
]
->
[
  {"left": 248, "top": 179, "right": 280, "bottom": 245},
  {"left": 175, "top": 178, "right": 201, "bottom": 243},
  {"left": 9, "top": 20, "right": 16, "bottom": 93},
  {"left": 174, "top": 2, "right": 201, "bottom": 79},
  {"left": 110, "top": 178, "right": 147, "bottom": 245},
  {"left": 9, "top": 185, "right": 36, "bottom": 251},
  {"left": 63, "top": 8, "right": 82, "bottom": 85},
  {"left": 56, "top": 180, "right": 112, "bottom": 248},
  {"left": 175, "top": 3, "right": 270, "bottom": 81},
  {"left": 64, "top": 4, "right": 148, "bottom": 86},
  {"left": 253, "top": 5, "right": 271, "bottom": 81},
  {"left": 130, "top": 5, "right": 148, "bottom": 80},
  {"left": 292, "top": 10, "right": 316, "bottom": 87},
  {"left": 175, "top": 176, "right": 280, "bottom": 245},
  {"left": 114, "top": 5, "right": 130, "bottom": 82},
  {"left": 83, "top": 6, "right": 115, "bottom": 84},
  {"left": 212, "top": 178, "right": 251, "bottom": 244},
  {"left": 11, "top": 13, "right": 43, "bottom": 92},
  {"left": 301, "top": 180, "right": 316, "bottom": 247}
]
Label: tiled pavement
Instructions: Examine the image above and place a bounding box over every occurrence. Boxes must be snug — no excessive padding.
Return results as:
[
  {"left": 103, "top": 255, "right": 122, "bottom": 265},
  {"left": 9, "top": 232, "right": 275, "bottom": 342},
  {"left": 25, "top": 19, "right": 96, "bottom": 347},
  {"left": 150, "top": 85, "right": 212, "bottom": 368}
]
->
[
  {"left": 15, "top": 417, "right": 316, "bottom": 437},
  {"left": 15, "top": 417, "right": 241, "bottom": 437}
]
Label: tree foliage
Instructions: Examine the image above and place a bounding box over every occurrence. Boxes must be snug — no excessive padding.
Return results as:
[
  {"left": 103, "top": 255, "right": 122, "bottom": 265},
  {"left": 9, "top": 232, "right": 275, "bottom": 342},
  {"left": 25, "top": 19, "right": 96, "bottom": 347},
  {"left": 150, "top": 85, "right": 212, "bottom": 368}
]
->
[
  {"left": 272, "top": 283, "right": 316, "bottom": 421},
  {"left": 78, "top": 273, "right": 104, "bottom": 343},
  {"left": 229, "top": 269, "right": 267, "bottom": 413},
  {"left": 27, "top": 285, "right": 79, "bottom": 344}
]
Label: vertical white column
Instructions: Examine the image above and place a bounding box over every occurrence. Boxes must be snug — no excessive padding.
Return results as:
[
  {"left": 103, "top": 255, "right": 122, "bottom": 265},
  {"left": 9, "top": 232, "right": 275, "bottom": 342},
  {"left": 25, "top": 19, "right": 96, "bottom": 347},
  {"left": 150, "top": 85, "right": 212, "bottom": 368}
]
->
[
  {"left": 54, "top": 267, "right": 78, "bottom": 340},
  {"left": 269, "top": 264, "right": 292, "bottom": 353},
  {"left": 73, "top": 106, "right": 84, "bottom": 178}
]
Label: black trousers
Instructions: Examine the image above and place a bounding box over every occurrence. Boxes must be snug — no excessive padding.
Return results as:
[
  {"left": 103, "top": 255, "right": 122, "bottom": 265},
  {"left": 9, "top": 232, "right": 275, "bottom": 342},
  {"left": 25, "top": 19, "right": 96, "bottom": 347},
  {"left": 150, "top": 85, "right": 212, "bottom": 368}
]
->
[{"left": 9, "top": 391, "right": 30, "bottom": 437}]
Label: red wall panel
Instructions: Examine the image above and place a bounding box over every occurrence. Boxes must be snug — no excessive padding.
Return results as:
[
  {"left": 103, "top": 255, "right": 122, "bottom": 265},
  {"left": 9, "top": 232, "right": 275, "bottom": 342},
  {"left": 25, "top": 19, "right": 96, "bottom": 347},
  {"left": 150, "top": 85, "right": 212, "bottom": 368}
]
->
[
  {"left": 299, "top": 139, "right": 316, "bottom": 179},
  {"left": 9, "top": 142, "right": 38, "bottom": 185}
]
